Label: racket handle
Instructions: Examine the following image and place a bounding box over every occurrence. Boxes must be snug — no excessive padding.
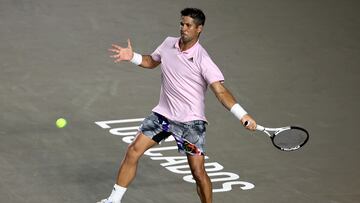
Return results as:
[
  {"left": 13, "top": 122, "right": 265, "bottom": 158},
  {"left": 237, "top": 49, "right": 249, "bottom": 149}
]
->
[
  {"left": 256, "top": 125, "right": 265, "bottom": 131},
  {"left": 244, "top": 121, "right": 265, "bottom": 131}
]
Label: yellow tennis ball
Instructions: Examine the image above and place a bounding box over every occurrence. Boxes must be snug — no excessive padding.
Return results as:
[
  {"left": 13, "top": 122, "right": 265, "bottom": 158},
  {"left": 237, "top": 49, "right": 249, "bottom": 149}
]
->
[{"left": 56, "top": 118, "right": 67, "bottom": 128}]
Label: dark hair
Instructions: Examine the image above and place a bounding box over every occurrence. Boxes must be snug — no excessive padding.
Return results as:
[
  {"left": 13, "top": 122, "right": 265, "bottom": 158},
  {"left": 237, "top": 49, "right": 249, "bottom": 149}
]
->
[{"left": 181, "top": 8, "right": 206, "bottom": 26}]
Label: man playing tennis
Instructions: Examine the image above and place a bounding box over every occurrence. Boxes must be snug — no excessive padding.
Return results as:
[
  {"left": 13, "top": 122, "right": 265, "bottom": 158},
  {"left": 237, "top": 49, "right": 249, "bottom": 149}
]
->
[{"left": 100, "top": 8, "right": 257, "bottom": 203}]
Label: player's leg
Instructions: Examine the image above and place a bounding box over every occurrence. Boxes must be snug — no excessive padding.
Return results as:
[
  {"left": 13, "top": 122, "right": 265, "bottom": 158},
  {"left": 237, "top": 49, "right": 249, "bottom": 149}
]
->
[
  {"left": 117, "top": 112, "right": 172, "bottom": 186},
  {"left": 172, "top": 119, "right": 210, "bottom": 202},
  {"left": 116, "top": 132, "right": 157, "bottom": 186},
  {"left": 98, "top": 133, "right": 157, "bottom": 203},
  {"left": 187, "top": 154, "right": 212, "bottom": 203},
  {"left": 98, "top": 113, "right": 169, "bottom": 203}
]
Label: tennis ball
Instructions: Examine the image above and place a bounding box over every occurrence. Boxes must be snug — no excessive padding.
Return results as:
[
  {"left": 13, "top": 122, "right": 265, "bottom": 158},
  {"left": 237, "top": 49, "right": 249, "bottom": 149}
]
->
[{"left": 56, "top": 118, "right": 67, "bottom": 128}]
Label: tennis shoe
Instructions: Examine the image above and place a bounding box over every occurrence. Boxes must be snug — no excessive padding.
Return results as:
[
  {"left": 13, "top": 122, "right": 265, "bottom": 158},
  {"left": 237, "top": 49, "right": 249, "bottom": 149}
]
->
[{"left": 97, "top": 199, "right": 120, "bottom": 203}]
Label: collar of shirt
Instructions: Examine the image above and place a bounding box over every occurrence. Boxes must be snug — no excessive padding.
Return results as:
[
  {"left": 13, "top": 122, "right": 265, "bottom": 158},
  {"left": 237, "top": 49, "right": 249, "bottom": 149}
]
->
[{"left": 174, "top": 38, "right": 199, "bottom": 60}]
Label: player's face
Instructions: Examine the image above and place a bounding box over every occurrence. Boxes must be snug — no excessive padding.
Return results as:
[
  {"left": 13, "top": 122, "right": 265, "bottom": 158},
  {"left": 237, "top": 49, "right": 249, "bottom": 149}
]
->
[{"left": 180, "top": 16, "right": 203, "bottom": 43}]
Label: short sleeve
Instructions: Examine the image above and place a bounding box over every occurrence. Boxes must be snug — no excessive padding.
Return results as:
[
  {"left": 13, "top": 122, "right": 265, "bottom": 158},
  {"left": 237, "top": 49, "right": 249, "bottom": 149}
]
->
[
  {"left": 151, "top": 38, "right": 167, "bottom": 62},
  {"left": 201, "top": 55, "right": 225, "bottom": 85}
]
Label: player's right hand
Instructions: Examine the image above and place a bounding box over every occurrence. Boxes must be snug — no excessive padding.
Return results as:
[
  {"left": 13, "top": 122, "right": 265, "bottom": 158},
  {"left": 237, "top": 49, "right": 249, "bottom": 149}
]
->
[{"left": 241, "top": 114, "right": 257, "bottom": 131}]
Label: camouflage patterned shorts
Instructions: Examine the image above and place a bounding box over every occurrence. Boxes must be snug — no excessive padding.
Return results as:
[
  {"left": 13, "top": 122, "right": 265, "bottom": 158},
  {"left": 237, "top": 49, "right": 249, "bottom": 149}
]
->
[{"left": 139, "top": 112, "right": 207, "bottom": 156}]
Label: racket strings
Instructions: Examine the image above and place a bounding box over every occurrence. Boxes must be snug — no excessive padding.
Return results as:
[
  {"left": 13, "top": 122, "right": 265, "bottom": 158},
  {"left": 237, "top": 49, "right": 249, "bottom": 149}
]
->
[{"left": 273, "top": 129, "right": 308, "bottom": 149}]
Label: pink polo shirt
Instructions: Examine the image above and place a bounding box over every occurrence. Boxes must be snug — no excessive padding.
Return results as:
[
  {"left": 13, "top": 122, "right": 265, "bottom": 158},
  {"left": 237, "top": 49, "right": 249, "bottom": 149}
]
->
[{"left": 151, "top": 37, "right": 224, "bottom": 122}]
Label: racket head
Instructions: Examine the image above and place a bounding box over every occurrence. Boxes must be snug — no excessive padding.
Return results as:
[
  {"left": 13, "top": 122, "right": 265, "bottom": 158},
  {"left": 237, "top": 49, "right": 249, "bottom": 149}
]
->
[{"left": 271, "top": 126, "right": 309, "bottom": 151}]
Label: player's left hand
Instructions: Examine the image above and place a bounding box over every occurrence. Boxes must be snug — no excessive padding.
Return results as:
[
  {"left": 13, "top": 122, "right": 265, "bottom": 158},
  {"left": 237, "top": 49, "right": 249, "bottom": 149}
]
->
[
  {"left": 241, "top": 114, "right": 257, "bottom": 131},
  {"left": 109, "top": 39, "right": 134, "bottom": 63}
]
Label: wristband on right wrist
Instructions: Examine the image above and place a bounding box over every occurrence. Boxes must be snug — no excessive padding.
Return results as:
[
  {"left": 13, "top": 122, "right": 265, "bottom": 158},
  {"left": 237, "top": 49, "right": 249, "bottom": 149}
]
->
[{"left": 230, "top": 103, "right": 248, "bottom": 120}]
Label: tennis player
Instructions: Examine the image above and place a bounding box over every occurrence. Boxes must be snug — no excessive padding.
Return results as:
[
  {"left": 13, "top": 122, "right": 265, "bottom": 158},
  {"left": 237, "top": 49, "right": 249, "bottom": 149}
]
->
[{"left": 99, "top": 8, "right": 257, "bottom": 203}]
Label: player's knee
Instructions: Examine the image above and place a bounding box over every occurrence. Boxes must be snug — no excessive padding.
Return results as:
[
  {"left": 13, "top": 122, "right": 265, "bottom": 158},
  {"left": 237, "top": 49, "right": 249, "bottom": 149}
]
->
[{"left": 125, "top": 143, "right": 143, "bottom": 160}]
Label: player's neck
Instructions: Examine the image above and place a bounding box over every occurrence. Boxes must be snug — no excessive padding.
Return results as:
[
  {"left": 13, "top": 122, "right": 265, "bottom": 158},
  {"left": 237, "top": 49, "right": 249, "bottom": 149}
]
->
[{"left": 179, "top": 38, "right": 198, "bottom": 52}]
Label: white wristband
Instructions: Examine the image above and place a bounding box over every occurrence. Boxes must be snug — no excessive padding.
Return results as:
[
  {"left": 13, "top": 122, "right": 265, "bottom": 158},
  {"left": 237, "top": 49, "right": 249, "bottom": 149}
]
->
[
  {"left": 130, "top": 52, "right": 142, "bottom": 66},
  {"left": 230, "top": 103, "right": 248, "bottom": 120}
]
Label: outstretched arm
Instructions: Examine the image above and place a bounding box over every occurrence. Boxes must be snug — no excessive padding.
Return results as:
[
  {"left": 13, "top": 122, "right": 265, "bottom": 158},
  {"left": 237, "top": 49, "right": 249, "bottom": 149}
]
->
[
  {"left": 109, "top": 39, "right": 160, "bottom": 69},
  {"left": 210, "top": 81, "right": 257, "bottom": 130}
]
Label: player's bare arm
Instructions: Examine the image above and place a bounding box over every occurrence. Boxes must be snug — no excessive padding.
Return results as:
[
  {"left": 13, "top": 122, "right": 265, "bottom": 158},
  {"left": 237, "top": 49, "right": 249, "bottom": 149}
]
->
[
  {"left": 141, "top": 55, "right": 161, "bottom": 69},
  {"left": 109, "top": 39, "right": 160, "bottom": 69},
  {"left": 210, "top": 81, "right": 256, "bottom": 130}
]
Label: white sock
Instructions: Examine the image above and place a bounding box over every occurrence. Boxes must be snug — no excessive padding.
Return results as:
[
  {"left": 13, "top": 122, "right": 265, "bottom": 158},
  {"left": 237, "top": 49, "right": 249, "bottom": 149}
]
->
[{"left": 107, "top": 184, "right": 127, "bottom": 202}]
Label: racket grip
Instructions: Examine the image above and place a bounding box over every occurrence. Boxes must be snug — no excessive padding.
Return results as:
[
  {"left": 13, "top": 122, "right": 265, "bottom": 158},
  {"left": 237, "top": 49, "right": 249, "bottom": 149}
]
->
[
  {"left": 245, "top": 121, "right": 265, "bottom": 131},
  {"left": 256, "top": 125, "right": 265, "bottom": 131}
]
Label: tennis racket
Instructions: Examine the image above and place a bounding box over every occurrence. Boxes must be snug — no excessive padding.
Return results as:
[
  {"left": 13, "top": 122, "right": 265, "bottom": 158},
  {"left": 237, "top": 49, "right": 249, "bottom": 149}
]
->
[{"left": 246, "top": 122, "right": 309, "bottom": 151}]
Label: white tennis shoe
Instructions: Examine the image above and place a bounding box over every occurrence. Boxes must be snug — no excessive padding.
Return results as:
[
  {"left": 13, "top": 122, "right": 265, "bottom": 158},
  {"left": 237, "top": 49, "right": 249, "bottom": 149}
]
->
[{"left": 97, "top": 199, "right": 120, "bottom": 203}]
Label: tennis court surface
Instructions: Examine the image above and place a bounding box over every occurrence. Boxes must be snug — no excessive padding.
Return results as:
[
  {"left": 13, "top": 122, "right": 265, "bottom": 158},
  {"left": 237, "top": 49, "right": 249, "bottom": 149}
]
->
[{"left": 1, "top": 0, "right": 359, "bottom": 202}]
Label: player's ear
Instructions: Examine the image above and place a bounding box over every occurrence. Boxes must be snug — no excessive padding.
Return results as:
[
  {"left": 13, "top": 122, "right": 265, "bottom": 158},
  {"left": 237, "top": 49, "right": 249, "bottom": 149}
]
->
[{"left": 196, "top": 24, "right": 203, "bottom": 34}]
